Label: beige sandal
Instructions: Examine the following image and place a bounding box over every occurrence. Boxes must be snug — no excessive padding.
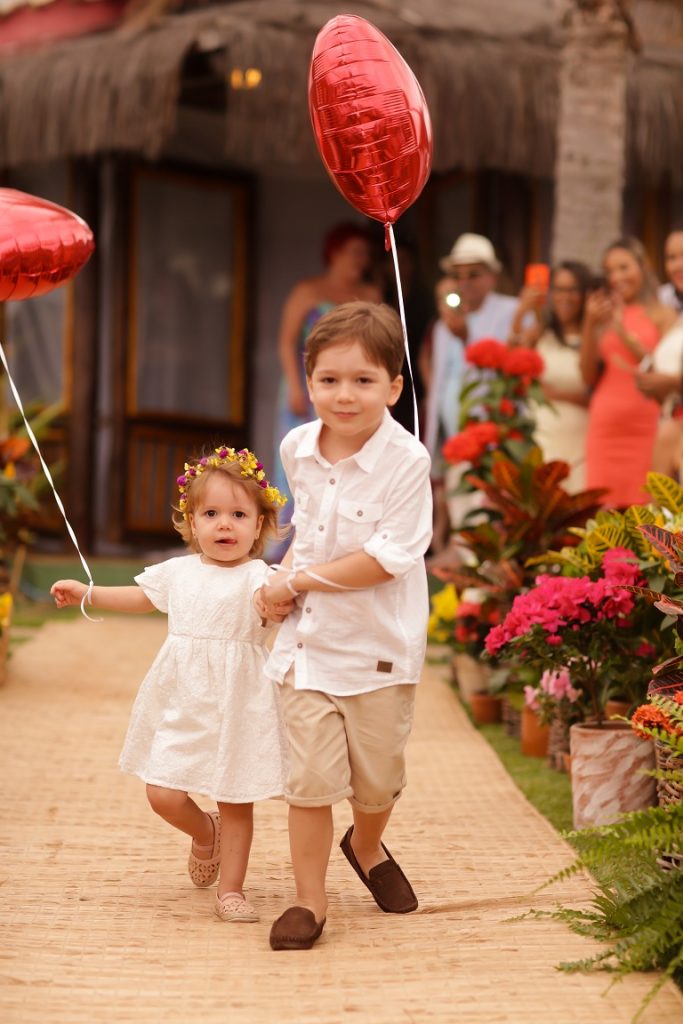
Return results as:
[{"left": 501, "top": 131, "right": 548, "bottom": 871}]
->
[
  {"left": 187, "top": 811, "right": 221, "bottom": 887},
  {"left": 214, "top": 891, "right": 259, "bottom": 923}
]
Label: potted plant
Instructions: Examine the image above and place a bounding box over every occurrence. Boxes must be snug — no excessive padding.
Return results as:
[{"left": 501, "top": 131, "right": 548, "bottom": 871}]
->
[
  {"left": 427, "top": 583, "right": 502, "bottom": 714},
  {"left": 522, "top": 668, "right": 583, "bottom": 764},
  {"left": 484, "top": 548, "right": 658, "bottom": 826}
]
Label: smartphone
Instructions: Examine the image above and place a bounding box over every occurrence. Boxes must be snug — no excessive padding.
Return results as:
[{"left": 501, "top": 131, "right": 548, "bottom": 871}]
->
[
  {"left": 589, "top": 274, "right": 608, "bottom": 292},
  {"left": 524, "top": 263, "right": 550, "bottom": 291},
  {"left": 638, "top": 354, "right": 654, "bottom": 372}
]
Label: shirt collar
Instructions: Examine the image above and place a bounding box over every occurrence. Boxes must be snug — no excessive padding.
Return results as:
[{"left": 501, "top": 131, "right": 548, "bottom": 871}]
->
[{"left": 293, "top": 409, "right": 395, "bottom": 472}]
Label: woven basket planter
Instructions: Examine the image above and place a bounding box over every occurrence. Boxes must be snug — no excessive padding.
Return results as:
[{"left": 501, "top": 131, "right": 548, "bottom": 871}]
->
[
  {"left": 654, "top": 739, "right": 683, "bottom": 807},
  {"left": 547, "top": 717, "right": 571, "bottom": 772},
  {"left": 502, "top": 698, "right": 522, "bottom": 738}
]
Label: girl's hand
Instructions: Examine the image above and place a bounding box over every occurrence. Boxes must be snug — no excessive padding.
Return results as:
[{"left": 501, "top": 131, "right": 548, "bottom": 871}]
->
[
  {"left": 254, "top": 587, "right": 295, "bottom": 622},
  {"left": 51, "top": 579, "right": 88, "bottom": 608},
  {"left": 261, "top": 571, "right": 296, "bottom": 609}
]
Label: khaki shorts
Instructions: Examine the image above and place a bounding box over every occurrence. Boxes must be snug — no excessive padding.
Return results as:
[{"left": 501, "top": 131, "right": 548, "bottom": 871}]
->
[{"left": 280, "top": 669, "right": 416, "bottom": 812}]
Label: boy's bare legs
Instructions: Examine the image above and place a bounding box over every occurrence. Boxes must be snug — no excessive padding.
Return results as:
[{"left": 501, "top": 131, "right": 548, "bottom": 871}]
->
[
  {"left": 146, "top": 784, "right": 215, "bottom": 854},
  {"left": 217, "top": 802, "right": 253, "bottom": 897},
  {"left": 349, "top": 805, "right": 393, "bottom": 875},
  {"left": 288, "top": 804, "right": 333, "bottom": 923}
]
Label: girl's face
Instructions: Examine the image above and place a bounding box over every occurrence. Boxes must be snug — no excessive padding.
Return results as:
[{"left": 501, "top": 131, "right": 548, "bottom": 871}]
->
[
  {"left": 664, "top": 231, "right": 683, "bottom": 293},
  {"left": 550, "top": 268, "right": 583, "bottom": 327},
  {"left": 604, "top": 247, "right": 643, "bottom": 303},
  {"left": 189, "top": 473, "right": 263, "bottom": 567}
]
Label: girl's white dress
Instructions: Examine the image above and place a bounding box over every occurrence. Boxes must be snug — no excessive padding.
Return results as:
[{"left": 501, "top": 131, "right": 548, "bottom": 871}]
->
[{"left": 118, "top": 554, "right": 287, "bottom": 803}]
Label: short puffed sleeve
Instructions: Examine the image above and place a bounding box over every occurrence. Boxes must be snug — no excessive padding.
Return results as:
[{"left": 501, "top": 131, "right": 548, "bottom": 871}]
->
[{"left": 134, "top": 559, "right": 174, "bottom": 613}]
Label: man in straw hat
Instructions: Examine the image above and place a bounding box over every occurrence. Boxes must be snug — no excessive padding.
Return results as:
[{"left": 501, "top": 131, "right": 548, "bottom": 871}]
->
[
  {"left": 438, "top": 232, "right": 518, "bottom": 341},
  {"left": 426, "top": 233, "right": 521, "bottom": 562}
]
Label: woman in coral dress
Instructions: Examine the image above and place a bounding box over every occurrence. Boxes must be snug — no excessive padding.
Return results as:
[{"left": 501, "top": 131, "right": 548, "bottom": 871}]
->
[{"left": 582, "top": 238, "right": 677, "bottom": 508}]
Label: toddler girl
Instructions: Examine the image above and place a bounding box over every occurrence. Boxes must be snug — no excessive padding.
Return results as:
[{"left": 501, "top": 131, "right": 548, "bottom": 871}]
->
[{"left": 51, "top": 446, "right": 291, "bottom": 923}]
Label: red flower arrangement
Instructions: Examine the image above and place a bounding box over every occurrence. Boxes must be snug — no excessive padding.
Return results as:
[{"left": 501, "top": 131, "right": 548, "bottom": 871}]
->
[{"left": 442, "top": 338, "right": 546, "bottom": 471}]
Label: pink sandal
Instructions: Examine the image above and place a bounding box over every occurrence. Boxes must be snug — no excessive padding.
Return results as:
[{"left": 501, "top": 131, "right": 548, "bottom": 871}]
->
[{"left": 187, "top": 811, "right": 221, "bottom": 887}]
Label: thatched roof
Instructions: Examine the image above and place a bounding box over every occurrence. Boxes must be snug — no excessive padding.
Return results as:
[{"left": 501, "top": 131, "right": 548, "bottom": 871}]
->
[{"left": 0, "top": 0, "right": 682, "bottom": 183}]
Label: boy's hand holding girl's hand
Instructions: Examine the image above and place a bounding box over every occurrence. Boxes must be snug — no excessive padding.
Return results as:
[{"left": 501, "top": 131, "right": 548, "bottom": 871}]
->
[
  {"left": 51, "top": 579, "right": 87, "bottom": 608},
  {"left": 254, "top": 584, "right": 295, "bottom": 623}
]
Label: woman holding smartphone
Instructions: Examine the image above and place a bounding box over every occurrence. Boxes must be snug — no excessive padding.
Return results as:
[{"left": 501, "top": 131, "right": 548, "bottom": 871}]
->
[{"left": 582, "top": 237, "right": 676, "bottom": 507}]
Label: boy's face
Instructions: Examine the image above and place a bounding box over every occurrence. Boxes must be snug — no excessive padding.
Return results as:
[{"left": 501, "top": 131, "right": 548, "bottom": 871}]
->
[{"left": 307, "top": 339, "right": 402, "bottom": 449}]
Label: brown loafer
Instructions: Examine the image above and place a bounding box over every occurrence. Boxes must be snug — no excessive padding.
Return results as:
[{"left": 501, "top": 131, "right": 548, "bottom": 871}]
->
[
  {"left": 340, "top": 825, "right": 418, "bottom": 914},
  {"left": 269, "top": 906, "right": 326, "bottom": 950}
]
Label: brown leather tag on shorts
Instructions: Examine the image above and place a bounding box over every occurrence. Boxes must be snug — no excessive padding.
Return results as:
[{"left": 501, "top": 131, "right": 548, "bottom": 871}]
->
[{"left": 377, "top": 660, "right": 393, "bottom": 673}]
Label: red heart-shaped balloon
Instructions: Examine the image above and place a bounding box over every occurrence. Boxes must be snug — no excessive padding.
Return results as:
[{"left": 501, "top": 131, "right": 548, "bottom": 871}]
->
[
  {"left": 309, "top": 15, "right": 433, "bottom": 228},
  {"left": 0, "top": 188, "right": 95, "bottom": 301}
]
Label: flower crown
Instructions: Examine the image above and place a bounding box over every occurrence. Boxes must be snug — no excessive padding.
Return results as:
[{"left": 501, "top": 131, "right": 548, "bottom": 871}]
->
[{"left": 177, "top": 446, "right": 287, "bottom": 519}]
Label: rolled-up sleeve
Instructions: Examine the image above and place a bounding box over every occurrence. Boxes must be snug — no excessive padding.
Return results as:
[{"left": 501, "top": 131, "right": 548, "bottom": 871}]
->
[{"left": 363, "top": 452, "right": 433, "bottom": 577}]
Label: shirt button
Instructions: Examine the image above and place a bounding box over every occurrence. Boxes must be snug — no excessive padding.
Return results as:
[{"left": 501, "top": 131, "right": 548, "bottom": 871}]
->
[
  {"left": 356, "top": 510, "right": 363, "bottom": 517},
  {"left": 297, "top": 642, "right": 303, "bottom": 649},
  {"left": 382, "top": 533, "right": 388, "bottom": 539},
  {"left": 318, "top": 524, "right": 324, "bottom": 532},
  {"left": 329, "top": 478, "right": 336, "bottom": 485},
  {"left": 305, "top": 606, "right": 312, "bottom": 613}
]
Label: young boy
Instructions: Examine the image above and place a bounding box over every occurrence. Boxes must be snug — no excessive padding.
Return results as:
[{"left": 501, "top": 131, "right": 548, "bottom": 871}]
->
[{"left": 260, "top": 301, "right": 432, "bottom": 950}]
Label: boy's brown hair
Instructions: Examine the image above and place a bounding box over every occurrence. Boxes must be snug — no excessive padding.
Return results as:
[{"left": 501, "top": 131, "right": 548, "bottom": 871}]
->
[
  {"left": 172, "top": 459, "right": 283, "bottom": 559},
  {"left": 304, "top": 301, "right": 405, "bottom": 379}
]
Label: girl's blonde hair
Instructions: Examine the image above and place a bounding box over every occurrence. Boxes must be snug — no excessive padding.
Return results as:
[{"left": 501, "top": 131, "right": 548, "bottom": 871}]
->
[{"left": 172, "top": 448, "right": 286, "bottom": 558}]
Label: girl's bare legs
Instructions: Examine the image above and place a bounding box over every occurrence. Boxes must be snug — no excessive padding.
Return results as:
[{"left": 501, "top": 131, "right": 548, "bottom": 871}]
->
[
  {"left": 217, "top": 802, "right": 254, "bottom": 897},
  {"left": 288, "top": 804, "right": 333, "bottom": 923},
  {"left": 146, "top": 784, "right": 215, "bottom": 856}
]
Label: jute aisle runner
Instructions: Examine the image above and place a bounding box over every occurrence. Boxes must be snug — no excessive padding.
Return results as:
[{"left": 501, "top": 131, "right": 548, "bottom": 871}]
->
[{"left": 1, "top": 618, "right": 682, "bottom": 1024}]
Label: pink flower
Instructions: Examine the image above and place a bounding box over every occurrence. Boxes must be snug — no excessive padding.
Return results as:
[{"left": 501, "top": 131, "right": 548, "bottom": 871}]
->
[
  {"left": 524, "top": 685, "right": 540, "bottom": 711},
  {"left": 546, "top": 635, "right": 563, "bottom": 646}
]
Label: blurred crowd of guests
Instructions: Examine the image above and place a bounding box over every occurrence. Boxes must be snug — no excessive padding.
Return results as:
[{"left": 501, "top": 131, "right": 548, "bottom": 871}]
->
[{"left": 274, "top": 220, "right": 683, "bottom": 552}]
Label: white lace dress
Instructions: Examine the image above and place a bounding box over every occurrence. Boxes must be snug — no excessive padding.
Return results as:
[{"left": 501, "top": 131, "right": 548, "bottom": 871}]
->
[{"left": 118, "top": 554, "right": 287, "bottom": 803}]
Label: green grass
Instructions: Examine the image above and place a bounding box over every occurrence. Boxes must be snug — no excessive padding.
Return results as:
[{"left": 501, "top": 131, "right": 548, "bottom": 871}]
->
[{"left": 477, "top": 722, "right": 573, "bottom": 834}]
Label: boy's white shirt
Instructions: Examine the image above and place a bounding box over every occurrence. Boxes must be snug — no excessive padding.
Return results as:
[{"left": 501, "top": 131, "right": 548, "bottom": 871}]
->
[{"left": 265, "top": 409, "right": 433, "bottom": 696}]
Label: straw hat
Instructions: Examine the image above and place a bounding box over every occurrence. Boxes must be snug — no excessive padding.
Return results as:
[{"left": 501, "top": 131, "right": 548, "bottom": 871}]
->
[{"left": 439, "top": 233, "right": 502, "bottom": 273}]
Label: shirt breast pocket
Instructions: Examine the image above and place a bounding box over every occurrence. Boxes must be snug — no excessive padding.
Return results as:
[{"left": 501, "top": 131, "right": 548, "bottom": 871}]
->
[{"left": 337, "top": 499, "right": 383, "bottom": 551}]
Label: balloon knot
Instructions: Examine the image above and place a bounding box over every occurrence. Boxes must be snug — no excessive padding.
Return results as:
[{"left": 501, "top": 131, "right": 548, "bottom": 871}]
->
[{"left": 384, "top": 224, "right": 391, "bottom": 251}]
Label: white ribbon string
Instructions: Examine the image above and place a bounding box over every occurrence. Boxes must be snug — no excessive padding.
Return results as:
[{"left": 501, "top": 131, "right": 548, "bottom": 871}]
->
[
  {"left": 0, "top": 339, "right": 101, "bottom": 622},
  {"left": 388, "top": 223, "right": 420, "bottom": 440},
  {"left": 265, "top": 563, "right": 361, "bottom": 592}
]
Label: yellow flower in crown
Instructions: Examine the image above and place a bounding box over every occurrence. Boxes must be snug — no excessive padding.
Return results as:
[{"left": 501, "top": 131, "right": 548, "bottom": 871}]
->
[{"left": 177, "top": 446, "right": 287, "bottom": 519}]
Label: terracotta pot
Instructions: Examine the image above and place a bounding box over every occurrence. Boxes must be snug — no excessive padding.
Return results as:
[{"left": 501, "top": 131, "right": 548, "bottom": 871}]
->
[
  {"left": 452, "top": 653, "right": 489, "bottom": 704},
  {"left": 521, "top": 705, "right": 550, "bottom": 757},
  {"left": 469, "top": 692, "right": 502, "bottom": 725},
  {"left": 569, "top": 721, "right": 656, "bottom": 829},
  {"left": 604, "top": 699, "right": 631, "bottom": 721}
]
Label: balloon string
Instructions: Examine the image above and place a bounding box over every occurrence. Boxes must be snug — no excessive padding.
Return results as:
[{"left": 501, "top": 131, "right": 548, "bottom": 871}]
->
[
  {"left": 0, "top": 339, "right": 101, "bottom": 622},
  {"left": 388, "top": 223, "right": 420, "bottom": 440}
]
